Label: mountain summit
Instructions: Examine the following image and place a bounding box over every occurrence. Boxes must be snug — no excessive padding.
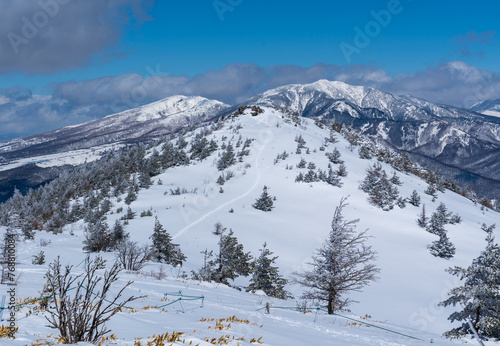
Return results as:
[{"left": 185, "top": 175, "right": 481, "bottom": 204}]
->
[
  {"left": 240, "top": 80, "right": 500, "bottom": 198},
  {"left": 1, "top": 80, "right": 500, "bottom": 201}
]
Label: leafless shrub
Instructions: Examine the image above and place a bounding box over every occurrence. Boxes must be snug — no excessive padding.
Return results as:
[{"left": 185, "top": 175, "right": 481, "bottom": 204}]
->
[
  {"left": 142, "top": 265, "right": 167, "bottom": 280},
  {"left": 115, "top": 241, "right": 151, "bottom": 271},
  {"left": 44, "top": 256, "right": 140, "bottom": 344},
  {"left": 39, "top": 238, "right": 51, "bottom": 247}
]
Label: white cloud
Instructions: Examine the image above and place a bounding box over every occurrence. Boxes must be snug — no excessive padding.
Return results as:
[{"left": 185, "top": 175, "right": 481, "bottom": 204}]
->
[
  {"left": 0, "top": 0, "right": 153, "bottom": 73},
  {"left": 2, "top": 61, "right": 500, "bottom": 139}
]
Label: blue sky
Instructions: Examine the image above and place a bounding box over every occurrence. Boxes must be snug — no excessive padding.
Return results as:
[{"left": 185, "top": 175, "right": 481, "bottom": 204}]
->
[{"left": 0, "top": 0, "right": 499, "bottom": 139}]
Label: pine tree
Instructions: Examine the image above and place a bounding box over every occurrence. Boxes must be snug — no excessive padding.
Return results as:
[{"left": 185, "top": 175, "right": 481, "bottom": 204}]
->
[
  {"left": 294, "top": 197, "right": 379, "bottom": 313},
  {"left": 295, "top": 172, "right": 304, "bottom": 182},
  {"left": 150, "top": 217, "right": 186, "bottom": 266},
  {"left": 358, "top": 144, "right": 373, "bottom": 159},
  {"left": 408, "top": 190, "right": 421, "bottom": 207},
  {"left": 253, "top": 186, "right": 274, "bottom": 212},
  {"left": 440, "top": 224, "right": 500, "bottom": 339},
  {"left": 426, "top": 203, "right": 452, "bottom": 236},
  {"left": 396, "top": 197, "right": 406, "bottom": 208},
  {"left": 325, "top": 130, "right": 338, "bottom": 144},
  {"left": 124, "top": 185, "right": 137, "bottom": 205},
  {"left": 113, "top": 220, "right": 129, "bottom": 244},
  {"left": 138, "top": 172, "right": 152, "bottom": 188},
  {"left": 295, "top": 134, "right": 306, "bottom": 148},
  {"left": 217, "top": 143, "right": 236, "bottom": 171},
  {"left": 434, "top": 202, "right": 452, "bottom": 225},
  {"left": 83, "top": 218, "right": 114, "bottom": 252},
  {"left": 124, "top": 207, "right": 136, "bottom": 220},
  {"left": 362, "top": 168, "right": 399, "bottom": 211},
  {"left": 325, "top": 164, "right": 342, "bottom": 187},
  {"left": 425, "top": 183, "right": 438, "bottom": 202},
  {"left": 426, "top": 212, "right": 447, "bottom": 236},
  {"left": 211, "top": 229, "right": 253, "bottom": 284},
  {"left": 247, "top": 243, "right": 291, "bottom": 299},
  {"left": 417, "top": 204, "right": 428, "bottom": 228},
  {"left": 297, "top": 158, "right": 307, "bottom": 168},
  {"left": 336, "top": 163, "right": 348, "bottom": 177},
  {"left": 428, "top": 233, "right": 456, "bottom": 259},
  {"left": 307, "top": 162, "right": 316, "bottom": 170},
  {"left": 303, "top": 169, "right": 318, "bottom": 183},
  {"left": 325, "top": 148, "right": 343, "bottom": 164},
  {"left": 390, "top": 172, "right": 402, "bottom": 186}
]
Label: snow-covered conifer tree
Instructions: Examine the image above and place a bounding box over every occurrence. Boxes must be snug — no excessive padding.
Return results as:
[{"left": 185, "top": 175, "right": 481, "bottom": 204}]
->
[
  {"left": 428, "top": 233, "right": 456, "bottom": 259},
  {"left": 83, "top": 218, "right": 114, "bottom": 252},
  {"left": 425, "top": 183, "right": 438, "bottom": 201},
  {"left": 325, "top": 148, "right": 343, "bottom": 164},
  {"left": 247, "top": 242, "right": 291, "bottom": 299},
  {"left": 150, "top": 217, "right": 186, "bottom": 266},
  {"left": 294, "top": 197, "right": 379, "bottom": 313},
  {"left": 358, "top": 144, "right": 373, "bottom": 159},
  {"left": 211, "top": 229, "right": 253, "bottom": 284},
  {"left": 417, "top": 204, "right": 428, "bottom": 228},
  {"left": 440, "top": 224, "right": 500, "bottom": 339},
  {"left": 217, "top": 143, "right": 236, "bottom": 171},
  {"left": 253, "top": 186, "right": 274, "bottom": 212},
  {"left": 408, "top": 190, "right": 421, "bottom": 207}
]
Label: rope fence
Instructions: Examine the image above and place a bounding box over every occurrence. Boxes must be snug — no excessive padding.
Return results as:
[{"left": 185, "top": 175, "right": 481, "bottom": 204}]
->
[
  {"left": 2, "top": 256, "right": 422, "bottom": 342},
  {"left": 0, "top": 287, "right": 204, "bottom": 314},
  {"left": 256, "top": 305, "right": 424, "bottom": 342}
]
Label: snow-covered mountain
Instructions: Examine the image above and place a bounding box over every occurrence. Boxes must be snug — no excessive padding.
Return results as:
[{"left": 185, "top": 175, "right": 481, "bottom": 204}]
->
[
  {"left": 239, "top": 80, "right": 500, "bottom": 198},
  {"left": 0, "top": 95, "right": 227, "bottom": 158},
  {"left": 1, "top": 107, "right": 499, "bottom": 345},
  {"left": 1, "top": 80, "right": 500, "bottom": 202},
  {"left": 0, "top": 95, "right": 227, "bottom": 201},
  {"left": 471, "top": 98, "right": 500, "bottom": 118}
]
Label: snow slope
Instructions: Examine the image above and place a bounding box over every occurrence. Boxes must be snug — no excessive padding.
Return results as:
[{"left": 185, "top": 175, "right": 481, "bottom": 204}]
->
[
  {"left": 1, "top": 107, "right": 499, "bottom": 345},
  {"left": 0, "top": 95, "right": 227, "bottom": 172},
  {"left": 483, "top": 110, "right": 500, "bottom": 118},
  {"left": 240, "top": 80, "right": 500, "bottom": 199}
]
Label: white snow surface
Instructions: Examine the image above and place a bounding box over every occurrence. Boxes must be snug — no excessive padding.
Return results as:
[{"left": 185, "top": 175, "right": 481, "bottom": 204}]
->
[
  {"left": 1, "top": 107, "right": 499, "bottom": 345},
  {"left": 0, "top": 143, "right": 124, "bottom": 172},
  {"left": 483, "top": 110, "right": 500, "bottom": 118}
]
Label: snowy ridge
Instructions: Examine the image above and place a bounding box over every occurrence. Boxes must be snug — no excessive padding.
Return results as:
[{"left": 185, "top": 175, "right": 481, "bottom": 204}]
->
[
  {"left": 241, "top": 80, "right": 500, "bottom": 198},
  {"left": 0, "top": 95, "right": 227, "bottom": 159},
  {"left": 1, "top": 79, "right": 500, "bottom": 203},
  {"left": 471, "top": 98, "right": 500, "bottom": 115},
  {"left": 251, "top": 80, "right": 487, "bottom": 122},
  {"left": 1, "top": 107, "right": 499, "bottom": 345},
  {"left": 0, "top": 95, "right": 228, "bottom": 202}
]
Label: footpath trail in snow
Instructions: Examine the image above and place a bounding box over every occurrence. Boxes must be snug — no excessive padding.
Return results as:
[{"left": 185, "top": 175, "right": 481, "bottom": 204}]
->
[{"left": 173, "top": 114, "right": 272, "bottom": 240}]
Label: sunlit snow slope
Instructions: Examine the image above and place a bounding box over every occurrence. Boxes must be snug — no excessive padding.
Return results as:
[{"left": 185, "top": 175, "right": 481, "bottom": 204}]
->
[{"left": 1, "top": 107, "right": 499, "bottom": 345}]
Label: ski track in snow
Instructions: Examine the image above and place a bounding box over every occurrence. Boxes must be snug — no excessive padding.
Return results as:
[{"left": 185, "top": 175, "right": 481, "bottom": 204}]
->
[{"left": 173, "top": 118, "right": 272, "bottom": 240}]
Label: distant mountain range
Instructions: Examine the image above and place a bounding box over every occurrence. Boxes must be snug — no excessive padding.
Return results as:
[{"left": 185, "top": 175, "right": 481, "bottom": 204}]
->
[
  {"left": 1, "top": 80, "right": 499, "bottom": 202},
  {"left": 471, "top": 98, "right": 500, "bottom": 118},
  {"left": 240, "top": 80, "right": 500, "bottom": 198}
]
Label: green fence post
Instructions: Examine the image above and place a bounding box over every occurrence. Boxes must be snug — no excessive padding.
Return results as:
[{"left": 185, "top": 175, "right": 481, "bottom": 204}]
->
[{"left": 314, "top": 307, "right": 320, "bottom": 322}]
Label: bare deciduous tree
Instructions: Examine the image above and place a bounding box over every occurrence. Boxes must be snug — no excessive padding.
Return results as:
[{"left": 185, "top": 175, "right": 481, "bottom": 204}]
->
[
  {"left": 44, "top": 256, "right": 140, "bottom": 344},
  {"left": 115, "top": 241, "right": 150, "bottom": 271}
]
